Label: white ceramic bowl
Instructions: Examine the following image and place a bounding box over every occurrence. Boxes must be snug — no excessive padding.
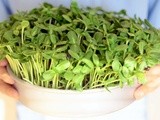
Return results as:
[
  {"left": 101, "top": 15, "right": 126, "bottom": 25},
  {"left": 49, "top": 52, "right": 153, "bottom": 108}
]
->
[{"left": 7, "top": 67, "right": 136, "bottom": 118}]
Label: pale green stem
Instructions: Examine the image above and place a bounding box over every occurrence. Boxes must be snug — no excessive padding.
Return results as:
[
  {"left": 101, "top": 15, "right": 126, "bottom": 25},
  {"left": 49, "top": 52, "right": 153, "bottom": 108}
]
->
[
  {"left": 21, "top": 28, "right": 24, "bottom": 45},
  {"left": 31, "top": 56, "right": 40, "bottom": 85}
]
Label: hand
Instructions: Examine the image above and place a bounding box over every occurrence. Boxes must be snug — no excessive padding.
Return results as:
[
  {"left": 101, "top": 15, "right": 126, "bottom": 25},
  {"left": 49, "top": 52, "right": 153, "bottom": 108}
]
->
[
  {"left": 0, "top": 59, "right": 19, "bottom": 99},
  {"left": 134, "top": 65, "right": 160, "bottom": 100}
]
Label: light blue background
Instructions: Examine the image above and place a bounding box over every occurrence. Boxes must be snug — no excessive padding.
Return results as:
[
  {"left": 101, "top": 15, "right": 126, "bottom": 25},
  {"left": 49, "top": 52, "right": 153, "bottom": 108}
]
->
[{"left": 0, "top": 0, "right": 160, "bottom": 120}]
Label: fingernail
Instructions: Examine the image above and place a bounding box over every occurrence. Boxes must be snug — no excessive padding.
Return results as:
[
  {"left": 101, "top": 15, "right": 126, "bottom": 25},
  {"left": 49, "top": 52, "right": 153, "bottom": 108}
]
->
[
  {"left": 2, "top": 74, "right": 15, "bottom": 84},
  {"left": 135, "top": 91, "right": 144, "bottom": 100},
  {"left": 0, "top": 60, "right": 7, "bottom": 66}
]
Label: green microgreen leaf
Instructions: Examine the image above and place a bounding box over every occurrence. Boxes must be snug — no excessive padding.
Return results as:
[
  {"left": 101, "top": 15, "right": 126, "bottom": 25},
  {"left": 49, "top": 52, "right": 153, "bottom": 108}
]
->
[
  {"left": 67, "top": 31, "right": 78, "bottom": 44},
  {"left": 73, "top": 74, "right": 84, "bottom": 91},
  {"left": 112, "top": 59, "right": 122, "bottom": 72},
  {"left": 50, "top": 34, "right": 57, "bottom": 44},
  {"left": 62, "top": 15, "right": 72, "bottom": 22},
  {"left": 122, "top": 66, "right": 130, "bottom": 78},
  {"left": 54, "top": 53, "right": 67, "bottom": 60},
  {"left": 56, "top": 45, "right": 68, "bottom": 53},
  {"left": 81, "top": 65, "right": 91, "bottom": 74},
  {"left": 21, "top": 20, "right": 29, "bottom": 28},
  {"left": 136, "top": 71, "right": 147, "bottom": 84},
  {"left": 81, "top": 58, "right": 94, "bottom": 69},
  {"left": 139, "top": 60, "right": 147, "bottom": 71},
  {"left": 68, "top": 49, "right": 80, "bottom": 60},
  {"left": 73, "top": 65, "right": 82, "bottom": 74},
  {"left": 42, "top": 70, "right": 55, "bottom": 81},
  {"left": 124, "top": 56, "right": 137, "bottom": 71},
  {"left": 138, "top": 41, "right": 146, "bottom": 55},
  {"left": 115, "top": 44, "right": 128, "bottom": 51},
  {"left": 56, "top": 60, "right": 71, "bottom": 73},
  {"left": 64, "top": 71, "right": 74, "bottom": 81},
  {"left": 94, "top": 32, "right": 103, "bottom": 42},
  {"left": 92, "top": 53, "right": 99, "bottom": 66}
]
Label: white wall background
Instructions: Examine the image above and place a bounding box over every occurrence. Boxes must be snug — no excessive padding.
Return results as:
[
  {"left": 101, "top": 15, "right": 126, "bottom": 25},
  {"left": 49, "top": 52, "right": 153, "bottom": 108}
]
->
[
  {"left": 0, "top": 99, "right": 5, "bottom": 120},
  {"left": 0, "top": 93, "right": 17, "bottom": 120}
]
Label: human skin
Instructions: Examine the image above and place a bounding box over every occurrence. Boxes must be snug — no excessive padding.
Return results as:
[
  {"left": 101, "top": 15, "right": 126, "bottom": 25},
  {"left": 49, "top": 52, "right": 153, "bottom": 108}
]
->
[
  {"left": 0, "top": 59, "right": 19, "bottom": 99},
  {"left": 0, "top": 59, "right": 160, "bottom": 100},
  {"left": 134, "top": 64, "right": 160, "bottom": 99}
]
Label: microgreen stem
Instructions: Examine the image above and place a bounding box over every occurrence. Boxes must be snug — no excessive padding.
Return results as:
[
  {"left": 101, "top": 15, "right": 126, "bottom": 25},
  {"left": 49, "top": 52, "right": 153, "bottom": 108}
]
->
[{"left": 21, "top": 28, "right": 24, "bottom": 45}]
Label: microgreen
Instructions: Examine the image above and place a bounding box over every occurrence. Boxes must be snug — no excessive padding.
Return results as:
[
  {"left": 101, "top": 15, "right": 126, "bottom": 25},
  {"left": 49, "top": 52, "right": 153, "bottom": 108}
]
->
[{"left": 1, "top": 1, "right": 160, "bottom": 90}]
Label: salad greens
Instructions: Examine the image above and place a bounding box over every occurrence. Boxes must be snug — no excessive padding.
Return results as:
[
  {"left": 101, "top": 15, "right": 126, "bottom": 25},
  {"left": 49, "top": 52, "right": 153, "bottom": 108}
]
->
[{"left": 0, "top": 1, "right": 160, "bottom": 90}]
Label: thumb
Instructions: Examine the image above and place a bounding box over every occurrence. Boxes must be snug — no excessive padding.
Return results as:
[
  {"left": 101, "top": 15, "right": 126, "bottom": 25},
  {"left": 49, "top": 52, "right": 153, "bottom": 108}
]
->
[
  {"left": 0, "top": 66, "right": 14, "bottom": 84},
  {"left": 134, "top": 78, "right": 160, "bottom": 100}
]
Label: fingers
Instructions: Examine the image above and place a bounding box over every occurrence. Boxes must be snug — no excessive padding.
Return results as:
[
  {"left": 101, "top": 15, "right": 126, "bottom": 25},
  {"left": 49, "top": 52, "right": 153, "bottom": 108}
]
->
[
  {"left": 134, "top": 64, "right": 160, "bottom": 100},
  {"left": 134, "top": 77, "right": 160, "bottom": 100},
  {"left": 0, "top": 59, "right": 14, "bottom": 84},
  {"left": 0, "top": 59, "right": 8, "bottom": 67},
  {"left": 0, "top": 60, "right": 19, "bottom": 99},
  {"left": 147, "top": 65, "right": 160, "bottom": 76},
  {"left": 0, "top": 80, "right": 19, "bottom": 99},
  {"left": 145, "top": 65, "right": 160, "bottom": 82},
  {"left": 0, "top": 66, "right": 15, "bottom": 84}
]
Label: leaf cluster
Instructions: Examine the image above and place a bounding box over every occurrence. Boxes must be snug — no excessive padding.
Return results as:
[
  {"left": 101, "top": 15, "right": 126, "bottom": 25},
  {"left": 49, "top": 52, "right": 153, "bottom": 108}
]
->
[{"left": 1, "top": 1, "right": 160, "bottom": 90}]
